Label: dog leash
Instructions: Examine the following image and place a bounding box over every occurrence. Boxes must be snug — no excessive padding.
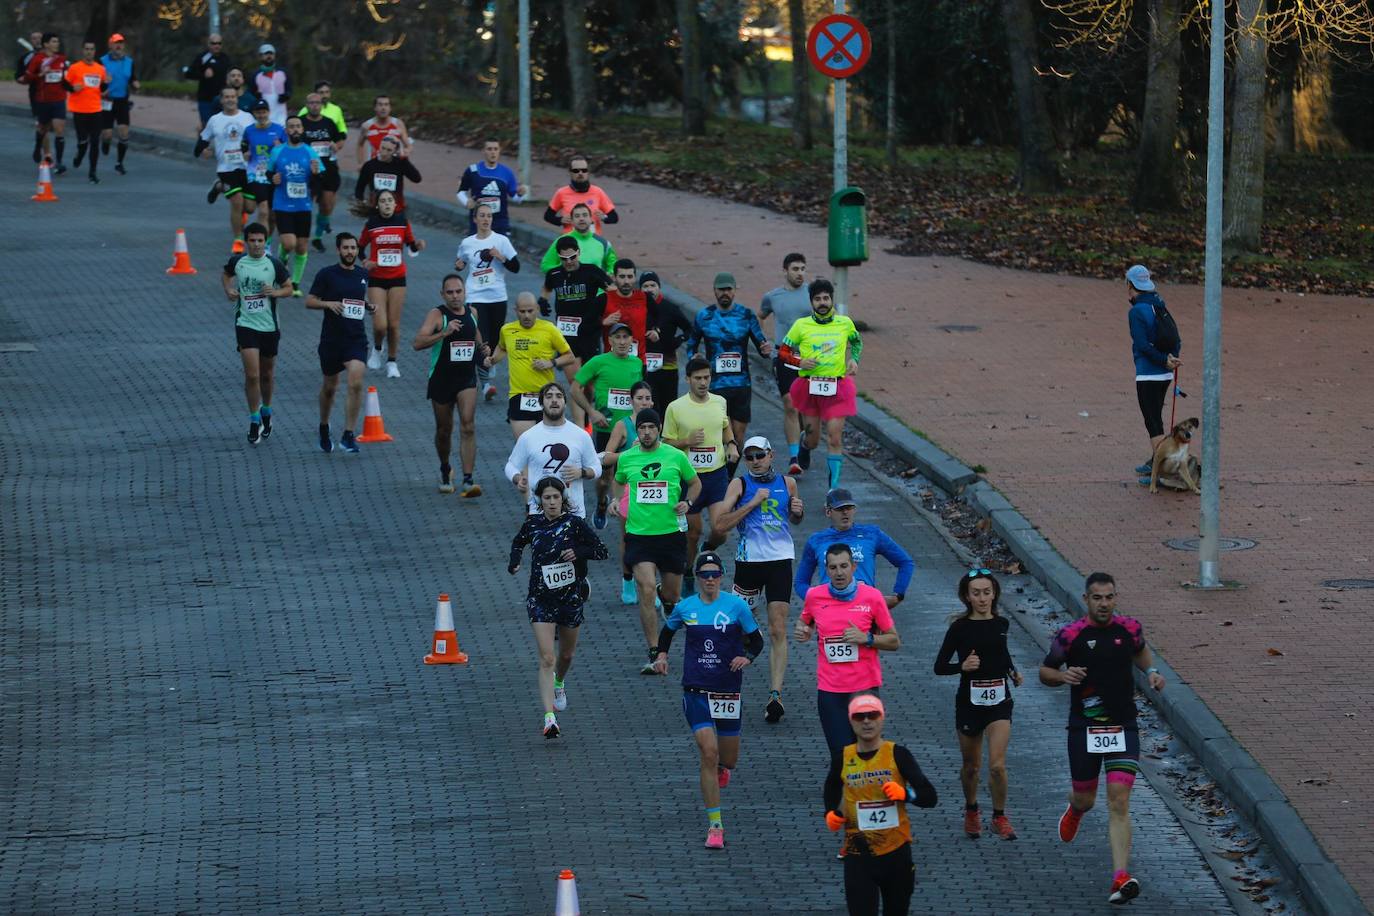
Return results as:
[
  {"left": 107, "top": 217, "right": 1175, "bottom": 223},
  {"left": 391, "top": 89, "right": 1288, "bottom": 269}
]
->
[{"left": 1169, "top": 365, "right": 1180, "bottom": 429}]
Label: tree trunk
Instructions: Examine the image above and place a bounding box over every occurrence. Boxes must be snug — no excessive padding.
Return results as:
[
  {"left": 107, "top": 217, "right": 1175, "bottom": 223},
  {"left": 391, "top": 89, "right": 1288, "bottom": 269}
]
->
[
  {"left": 495, "top": 0, "right": 518, "bottom": 108},
  {"left": 561, "top": 0, "right": 597, "bottom": 117},
  {"left": 1223, "top": 0, "right": 1267, "bottom": 253},
  {"left": 1269, "top": 50, "right": 1296, "bottom": 155},
  {"left": 788, "top": 0, "right": 812, "bottom": 149},
  {"left": 1132, "top": 0, "right": 1183, "bottom": 211},
  {"left": 1293, "top": 49, "right": 1351, "bottom": 154},
  {"left": 676, "top": 0, "right": 706, "bottom": 135},
  {"left": 1000, "top": 0, "right": 1061, "bottom": 192},
  {"left": 885, "top": 0, "right": 897, "bottom": 166}
]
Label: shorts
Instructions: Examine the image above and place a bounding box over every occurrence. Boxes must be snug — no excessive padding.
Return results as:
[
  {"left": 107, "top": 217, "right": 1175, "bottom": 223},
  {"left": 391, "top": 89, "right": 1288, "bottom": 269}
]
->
[
  {"left": 682, "top": 689, "right": 743, "bottom": 738},
  {"left": 569, "top": 341, "right": 602, "bottom": 367},
  {"left": 732, "top": 559, "right": 793, "bottom": 605},
  {"left": 647, "top": 368, "right": 678, "bottom": 416},
  {"left": 313, "top": 165, "right": 341, "bottom": 194},
  {"left": 216, "top": 169, "right": 249, "bottom": 198},
  {"left": 789, "top": 375, "right": 858, "bottom": 421},
  {"left": 318, "top": 338, "right": 368, "bottom": 375},
  {"left": 428, "top": 371, "right": 477, "bottom": 404},
  {"left": 369, "top": 274, "right": 406, "bottom": 291},
  {"left": 1067, "top": 727, "right": 1141, "bottom": 786},
  {"left": 34, "top": 100, "right": 66, "bottom": 124},
  {"left": 102, "top": 98, "right": 131, "bottom": 128},
  {"left": 275, "top": 210, "right": 312, "bottom": 238},
  {"left": 715, "top": 386, "right": 752, "bottom": 423},
  {"left": 687, "top": 466, "right": 730, "bottom": 514},
  {"left": 593, "top": 428, "right": 612, "bottom": 452},
  {"left": 236, "top": 325, "right": 281, "bottom": 356},
  {"left": 624, "top": 531, "right": 687, "bottom": 576},
  {"left": 774, "top": 358, "right": 800, "bottom": 398},
  {"left": 197, "top": 99, "right": 219, "bottom": 125},
  {"left": 956, "top": 701, "right": 1014, "bottom": 737},
  {"left": 246, "top": 182, "right": 273, "bottom": 205},
  {"left": 507, "top": 393, "right": 543, "bottom": 422},
  {"left": 527, "top": 593, "right": 586, "bottom": 628}
]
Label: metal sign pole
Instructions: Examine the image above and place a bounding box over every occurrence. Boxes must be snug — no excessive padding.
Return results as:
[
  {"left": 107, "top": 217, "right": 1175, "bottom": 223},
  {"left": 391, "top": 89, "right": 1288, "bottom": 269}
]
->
[
  {"left": 518, "top": 0, "right": 532, "bottom": 192},
  {"left": 833, "top": 0, "right": 848, "bottom": 314},
  {"left": 209, "top": 0, "right": 221, "bottom": 36},
  {"left": 1198, "top": 0, "right": 1225, "bottom": 587}
]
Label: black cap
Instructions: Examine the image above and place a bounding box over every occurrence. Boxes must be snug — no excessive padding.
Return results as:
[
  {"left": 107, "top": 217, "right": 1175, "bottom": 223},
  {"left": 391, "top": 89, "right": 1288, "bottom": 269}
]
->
[
  {"left": 607, "top": 322, "right": 632, "bottom": 336},
  {"left": 251, "top": 99, "right": 269, "bottom": 111},
  {"left": 825, "top": 488, "right": 857, "bottom": 509},
  {"left": 638, "top": 271, "right": 660, "bottom": 288},
  {"left": 635, "top": 408, "right": 661, "bottom": 429},
  {"left": 695, "top": 551, "right": 725, "bottom": 573}
]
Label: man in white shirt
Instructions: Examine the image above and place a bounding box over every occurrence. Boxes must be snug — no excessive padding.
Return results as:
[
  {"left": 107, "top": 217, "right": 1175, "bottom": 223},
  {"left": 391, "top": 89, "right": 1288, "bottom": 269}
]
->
[
  {"left": 504, "top": 383, "right": 601, "bottom": 518},
  {"left": 454, "top": 203, "right": 521, "bottom": 401}
]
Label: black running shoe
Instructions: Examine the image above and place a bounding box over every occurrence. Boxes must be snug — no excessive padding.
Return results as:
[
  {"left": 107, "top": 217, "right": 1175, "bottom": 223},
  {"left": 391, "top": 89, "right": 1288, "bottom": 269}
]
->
[
  {"left": 247, "top": 421, "right": 262, "bottom": 445},
  {"left": 260, "top": 413, "right": 272, "bottom": 440},
  {"left": 765, "top": 692, "right": 785, "bottom": 723},
  {"left": 207, "top": 181, "right": 222, "bottom": 204},
  {"left": 115, "top": 163, "right": 126, "bottom": 175},
  {"left": 54, "top": 163, "right": 67, "bottom": 175},
  {"left": 319, "top": 424, "right": 333, "bottom": 453},
  {"left": 88, "top": 174, "right": 99, "bottom": 184},
  {"left": 311, "top": 237, "right": 325, "bottom": 252}
]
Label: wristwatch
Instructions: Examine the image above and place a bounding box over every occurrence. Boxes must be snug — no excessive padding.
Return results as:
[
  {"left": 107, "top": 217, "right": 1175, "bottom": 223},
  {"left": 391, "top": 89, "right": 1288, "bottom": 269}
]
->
[{"left": 866, "top": 632, "right": 875, "bottom": 648}]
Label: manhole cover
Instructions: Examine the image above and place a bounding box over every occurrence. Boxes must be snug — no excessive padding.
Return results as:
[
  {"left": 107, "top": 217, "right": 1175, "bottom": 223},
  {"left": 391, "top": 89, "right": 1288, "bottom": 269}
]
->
[
  {"left": 1321, "top": 578, "right": 1374, "bottom": 589},
  {"left": 1164, "top": 536, "right": 1257, "bottom": 552},
  {"left": 936, "top": 324, "right": 980, "bottom": 333}
]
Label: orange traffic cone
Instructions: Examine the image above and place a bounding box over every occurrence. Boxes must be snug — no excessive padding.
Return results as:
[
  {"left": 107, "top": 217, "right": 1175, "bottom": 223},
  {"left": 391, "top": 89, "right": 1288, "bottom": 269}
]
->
[
  {"left": 356, "top": 386, "right": 394, "bottom": 443},
  {"left": 423, "top": 593, "right": 468, "bottom": 665},
  {"left": 165, "top": 229, "right": 198, "bottom": 275},
  {"left": 31, "top": 159, "right": 58, "bottom": 202},
  {"left": 554, "top": 869, "right": 580, "bottom": 916}
]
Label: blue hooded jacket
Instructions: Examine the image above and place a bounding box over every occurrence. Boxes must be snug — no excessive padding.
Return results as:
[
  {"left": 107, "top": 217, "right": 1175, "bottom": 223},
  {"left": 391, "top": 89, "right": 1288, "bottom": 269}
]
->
[{"left": 1128, "top": 291, "right": 1179, "bottom": 376}]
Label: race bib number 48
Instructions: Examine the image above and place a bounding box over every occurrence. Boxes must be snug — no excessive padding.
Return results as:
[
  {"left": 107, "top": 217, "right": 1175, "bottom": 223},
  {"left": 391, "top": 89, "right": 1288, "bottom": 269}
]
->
[
  {"left": 1086, "top": 726, "right": 1126, "bottom": 754},
  {"left": 822, "top": 636, "right": 858, "bottom": 664},
  {"left": 970, "top": 678, "right": 1006, "bottom": 707}
]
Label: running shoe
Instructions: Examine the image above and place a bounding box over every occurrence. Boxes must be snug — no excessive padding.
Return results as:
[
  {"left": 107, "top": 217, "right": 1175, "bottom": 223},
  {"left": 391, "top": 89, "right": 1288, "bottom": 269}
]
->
[
  {"left": 620, "top": 578, "right": 637, "bottom": 605},
  {"left": 319, "top": 424, "right": 333, "bottom": 453},
  {"left": 787, "top": 460, "right": 803, "bottom": 476},
  {"left": 991, "top": 814, "right": 1018, "bottom": 840},
  {"left": 247, "top": 421, "right": 262, "bottom": 445},
  {"left": 798, "top": 445, "right": 812, "bottom": 470},
  {"left": 101, "top": 141, "right": 110, "bottom": 155},
  {"left": 1058, "top": 804, "right": 1083, "bottom": 843},
  {"left": 385, "top": 361, "right": 401, "bottom": 379},
  {"left": 439, "top": 468, "right": 455, "bottom": 494},
  {"left": 964, "top": 808, "right": 982, "bottom": 839},
  {"left": 704, "top": 827, "right": 725, "bottom": 849},
  {"left": 367, "top": 348, "right": 384, "bottom": 370},
  {"left": 1137, "top": 476, "right": 1152, "bottom": 487},
  {"left": 717, "top": 766, "right": 731, "bottom": 789},
  {"left": 460, "top": 481, "right": 482, "bottom": 498},
  {"left": 207, "top": 181, "right": 222, "bottom": 204},
  {"left": 259, "top": 413, "right": 272, "bottom": 440},
  {"left": 54, "top": 163, "right": 67, "bottom": 175},
  {"left": 554, "top": 684, "right": 568, "bottom": 711},
  {"left": 483, "top": 383, "right": 497, "bottom": 402},
  {"left": 311, "top": 237, "right": 325, "bottom": 253},
  {"left": 593, "top": 496, "right": 608, "bottom": 530},
  {"left": 543, "top": 713, "right": 560, "bottom": 740},
  {"left": 88, "top": 174, "right": 99, "bottom": 184},
  {"left": 340, "top": 430, "right": 360, "bottom": 454},
  {"left": 765, "top": 692, "right": 785, "bottom": 723},
  {"left": 73, "top": 146, "right": 85, "bottom": 167},
  {"left": 1134, "top": 462, "right": 1151, "bottom": 475},
  {"left": 292, "top": 289, "right": 303, "bottom": 299},
  {"left": 114, "top": 163, "right": 126, "bottom": 175},
  {"left": 1108, "top": 873, "right": 1140, "bottom": 905}
]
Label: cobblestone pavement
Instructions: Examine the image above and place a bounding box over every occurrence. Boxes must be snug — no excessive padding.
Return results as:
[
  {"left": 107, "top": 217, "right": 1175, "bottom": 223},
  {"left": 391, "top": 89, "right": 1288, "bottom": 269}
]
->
[{"left": 0, "top": 125, "right": 1278, "bottom": 914}]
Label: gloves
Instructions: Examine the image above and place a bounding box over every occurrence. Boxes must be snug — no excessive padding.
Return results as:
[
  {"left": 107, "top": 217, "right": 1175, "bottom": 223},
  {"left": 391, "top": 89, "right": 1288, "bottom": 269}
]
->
[
  {"left": 825, "top": 810, "right": 846, "bottom": 832},
  {"left": 881, "top": 781, "right": 905, "bottom": 802},
  {"left": 537, "top": 295, "right": 551, "bottom": 317}
]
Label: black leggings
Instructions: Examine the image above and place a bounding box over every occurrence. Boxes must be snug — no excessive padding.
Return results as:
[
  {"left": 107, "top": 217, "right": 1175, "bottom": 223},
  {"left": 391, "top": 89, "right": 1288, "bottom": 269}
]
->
[
  {"left": 472, "top": 299, "right": 507, "bottom": 385},
  {"left": 73, "top": 112, "right": 102, "bottom": 172},
  {"left": 1136, "top": 379, "right": 1171, "bottom": 438},
  {"left": 648, "top": 367, "right": 679, "bottom": 417},
  {"left": 844, "top": 843, "right": 914, "bottom": 916}
]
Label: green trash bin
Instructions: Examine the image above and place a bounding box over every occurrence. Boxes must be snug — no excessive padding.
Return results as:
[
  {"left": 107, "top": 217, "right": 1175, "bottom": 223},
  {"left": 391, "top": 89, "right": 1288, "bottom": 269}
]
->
[{"left": 828, "top": 187, "right": 868, "bottom": 267}]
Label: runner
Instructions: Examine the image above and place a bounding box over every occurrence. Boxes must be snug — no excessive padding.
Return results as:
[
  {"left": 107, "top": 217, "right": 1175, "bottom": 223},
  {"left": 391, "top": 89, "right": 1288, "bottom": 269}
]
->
[
  {"left": 17, "top": 31, "right": 52, "bottom": 162},
  {"left": 98, "top": 34, "right": 137, "bottom": 175},
  {"left": 539, "top": 235, "right": 612, "bottom": 425},
  {"left": 354, "top": 135, "right": 421, "bottom": 212},
  {"left": 823, "top": 694, "right": 938, "bottom": 915},
  {"left": 508, "top": 476, "right": 609, "bottom": 739},
  {"left": 794, "top": 543, "right": 901, "bottom": 756},
  {"left": 485, "top": 292, "right": 577, "bottom": 438},
  {"left": 504, "top": 383, "right": 600, "bottom": 519},
  {"left": 252, "top": 44, "right": 289, "bottom": 125},
  {"left": 266, "top": 115, "right": 322, "bottom": 294},
  {"left": 610, "top": 408, "right": 701, "bottom": 674},
  {"left": 934, "top": 569, "right": 1024, "bottom": 841},
  {"left": 224, "top": 67, "right": 257, "bottom": 113},
  {"left": 1039, "top": 572, "right": 1166, "bottom": 906},
  {"left": 760, "top": 252, "right": 815, "bottom": 475},
  {"left": 601, "top": 259, "right": 652, "bottom": 358},
  {"left": 544, "top": 155, "right": 618, "bottom": 233},
  {"left": 597, "top": 381, "right": 656, "bottom": 603},
  {"left": 305, "top": 231, "right": 370, "bottom": 455},
  {"left": 196, "top": 87, "right": 254, "bottom": 251},
  {"left": 780, "top": 277, "right": 862, "bottom": 489},
  {"left": 538, "top": 203, "right": 617, "bottom": 273},
  {"left": 795, "top": 489, "right": 915, "bottom": 611},
  {"left": 221, "top": 222, "right": 292, "bottom": 445},
  {"left": 299, "top": 92, "right": 346, "bottom": 252},
  {"left": 300, "top": 80, "right": 347, "bottom": 134},
  {"left": 181, "top": 33, "right": 229, "bottom": 129},
  {"left": 357, "top": 95, "right": 412, "bottom": 163},
  {"left": 685, "top": 272, "right": 772, "bottom": 457},
  {"left": 651, "top": 551, "right": 763, "bottom": 849},
  {"left": 570, "top": 323, "right": 644, "bottom": 527},
  {"left": 639, "top": 270, "right": 694, "bottom": 415},
  {"left": 456, "top": 137, "right": 527, "bottom": 235},
  {"left": 453, "top": 203, "right": 521, "bottom": 401},
  {"left": 242, "top": 99, "right": 286, "bottom": 234},
  {"left": 663, "top": 358, "right": 738, "bottom": 595},
  {"left": 63, "top": 40, "right": 107, "bottom": 184},
  {"left": 712, "top": 436, "right": 803, "bottom": 724},
  {"left": 358, "top": 188, "right": 426, "bottom": 378},
  {"left": 413, "top": 274, "right": 489, "bottom": 495},
  {"left": 21, "top": 33, "right": 68, "bottom": 174}
]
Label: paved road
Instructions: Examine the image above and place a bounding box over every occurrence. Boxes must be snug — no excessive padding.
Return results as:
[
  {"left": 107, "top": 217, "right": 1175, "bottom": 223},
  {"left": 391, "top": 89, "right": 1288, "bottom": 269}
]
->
[{"left": 0, "top": 125, "right": 1257, "bottom": 914}]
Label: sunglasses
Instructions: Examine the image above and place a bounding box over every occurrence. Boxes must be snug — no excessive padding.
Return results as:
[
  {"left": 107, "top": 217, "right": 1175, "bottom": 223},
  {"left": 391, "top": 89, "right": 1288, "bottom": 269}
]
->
[
  {"left": 570, "top": 167, "right": 589, "bottom": 173},
  {"left": 558, "top": 254, "right": 578, "bottom": 261},
  {"left": 696, "top": 569, "right": 723, "bottom": 580},
  {"left": 743, "top": 451, "right": 768, "bottom": 460},
  {"left": 850, "top": 711, "right": 882, "bottom": 722},
  {"left": 967, "top": 568, "right": 992, "bottom": 578}
]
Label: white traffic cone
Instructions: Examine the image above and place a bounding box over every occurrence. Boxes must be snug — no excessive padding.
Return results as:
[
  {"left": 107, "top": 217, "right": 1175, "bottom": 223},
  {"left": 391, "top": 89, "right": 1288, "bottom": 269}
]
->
[{"left": 554, "top": 869, "right": 580, "bottom": 916}]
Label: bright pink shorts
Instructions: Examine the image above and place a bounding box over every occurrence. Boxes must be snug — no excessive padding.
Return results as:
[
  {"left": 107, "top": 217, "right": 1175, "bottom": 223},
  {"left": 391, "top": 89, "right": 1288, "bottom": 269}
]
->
[{"left": 788, "top": 375, "right": 857, "bottom": 420}]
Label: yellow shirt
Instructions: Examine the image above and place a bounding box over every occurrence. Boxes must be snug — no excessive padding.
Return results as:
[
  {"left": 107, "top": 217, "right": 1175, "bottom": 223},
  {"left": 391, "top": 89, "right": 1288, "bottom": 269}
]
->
[
  {"left": 663, "top": 392, "right": 729, "bottom": 473},
  {"left": 841, "top": 740, "right": 911, "bottom": 856},
  {"left": 499, "top": 320, "right": 570, "bottom": 396}
]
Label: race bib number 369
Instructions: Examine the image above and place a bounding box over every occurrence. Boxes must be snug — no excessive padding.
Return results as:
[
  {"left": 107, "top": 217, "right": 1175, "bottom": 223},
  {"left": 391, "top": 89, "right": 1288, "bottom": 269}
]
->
[{"left": 970, "top": 678, "right": 1006, "bottom": 707}]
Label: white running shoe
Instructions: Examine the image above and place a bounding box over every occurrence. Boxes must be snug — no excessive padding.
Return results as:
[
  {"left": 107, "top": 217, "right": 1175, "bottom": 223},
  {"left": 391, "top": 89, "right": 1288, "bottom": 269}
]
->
[
  {"left": 385, "top": 361, "right": 401, "bottom": 379},
  {"left": 367, "top": 348, "right": 384, "bottom": 370},
  {"left": 553, "top": 684, "right": 568, "bottom": 711}
]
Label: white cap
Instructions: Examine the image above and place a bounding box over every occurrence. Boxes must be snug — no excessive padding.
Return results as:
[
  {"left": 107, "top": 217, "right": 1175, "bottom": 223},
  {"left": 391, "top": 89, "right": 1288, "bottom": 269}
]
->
[
  {"left": 258, "top": 43, "right": 276, "bottom": 55},
  {"left": 742, "top": 436, "right": 772, "bottom": 453}
]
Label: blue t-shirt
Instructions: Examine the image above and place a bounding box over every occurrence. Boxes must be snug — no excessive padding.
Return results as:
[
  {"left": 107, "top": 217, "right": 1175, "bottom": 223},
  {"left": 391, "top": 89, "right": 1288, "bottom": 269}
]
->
[
  {"left": 688, "top": 304, "right": 767, "bottom": 390},
  {"left": 309, "top": 263, "right": 370, "bottom": 344},
  {"left": 267, "top": 143, "right": 321, "bottom": 212},
  {"left": 457, "top": 161, "right": 521, "bottom": 233},
  {"left": 735, "top": 473, "right": 794, "bottom": 563},
  {"left": 795, "top": 523, "right": 916, "bottom": 600},
  {"left": 244, "top": 122, "right": 286, "bottom": 182},
  {"left": 99, "top": 54, "right": 134, "bottom": 99},
  {"left": 664, "top": 592, "right": 759, "bottom": 693}
]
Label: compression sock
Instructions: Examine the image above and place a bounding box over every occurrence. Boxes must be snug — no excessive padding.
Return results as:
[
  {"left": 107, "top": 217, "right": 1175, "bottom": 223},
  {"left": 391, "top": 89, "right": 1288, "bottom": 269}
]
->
[
  {"left": 789, "top": 443, "right": 800, "bottom": 459},
  {"left": 318, "top": 213, "right": 331, "bottom": 234},
  {"left": 553, "top": 676, "right": 565, "bottom": 690},
  {"left": 74, "top": 141, "right": 87, "bottom": 167},
  {"left": 87, "top": 141, "right": 99, "bottom": 174},
  {"left": 117, "top": 141, "right": 128, "bottom": 164},
  {"left": 54, "top": 137, "right": 65, "bottom": 165},
  {"left": 292, "top": 252, "right": 308, "bottom": 286},
  {"left": 250, "top": 412, "right": 261, "bottom": 424},
  {"left": 966, "top": 803, "right": 979, "bottom": 812},
  {"left": 462, "top": 473, "right": 474, "bottom": 485},
  {"left": 827, "top": 454, "right": 843, "bottom": 488},
  {"left": 993, "top": 809, "right": 1005, "bottom": 817},
  {"left": 259, "top": 404, "right": 272, "bottom": 418},
  {"left": 706, "top": 807, "right": 722, "bottom": 830}
]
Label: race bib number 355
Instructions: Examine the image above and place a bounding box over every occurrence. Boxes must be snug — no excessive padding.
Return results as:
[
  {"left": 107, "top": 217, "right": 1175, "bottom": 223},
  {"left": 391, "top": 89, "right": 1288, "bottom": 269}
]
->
[{"left": 822, "top": 636, "right": 858, "bottom": 664}]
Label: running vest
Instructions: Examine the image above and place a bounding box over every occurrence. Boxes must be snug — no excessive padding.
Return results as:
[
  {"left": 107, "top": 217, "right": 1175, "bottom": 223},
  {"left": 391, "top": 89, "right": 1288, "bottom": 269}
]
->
[
  {"left": 735, "top": 473, "right": 793, "bottom": 563},
  {"left": 427, "top": 307, "right": 479, "bottom": 379},
  {"left": 841, "top": 741, "right": 911, "bottom": 856}
]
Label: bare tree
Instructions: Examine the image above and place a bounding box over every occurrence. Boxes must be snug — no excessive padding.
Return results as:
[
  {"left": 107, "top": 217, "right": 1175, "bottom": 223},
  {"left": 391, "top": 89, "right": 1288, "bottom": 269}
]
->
[
  {"left": 677, "top": 0, "right": 707, "bottom": 135},
  {"left": 1132, "top": 0, "right": 1183, "bottom": 210},
  {"left": 789, "top": 0, "right": 812, "bottom": 149},
  {"left": 561, "top": 0, "right": 598, "bottom": 118},
  {"left": 1223, "top": 0, "right": 1266, "bottom": 252},
  {"left": 1002, "top": 0, "right": 1062, "bottom": 191}
]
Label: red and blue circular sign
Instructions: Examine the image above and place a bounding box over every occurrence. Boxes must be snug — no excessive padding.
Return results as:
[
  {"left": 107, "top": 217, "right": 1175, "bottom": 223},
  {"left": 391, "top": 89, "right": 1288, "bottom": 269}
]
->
[{"left": 807, "top": 14, "right": 872, "bottom": 80}]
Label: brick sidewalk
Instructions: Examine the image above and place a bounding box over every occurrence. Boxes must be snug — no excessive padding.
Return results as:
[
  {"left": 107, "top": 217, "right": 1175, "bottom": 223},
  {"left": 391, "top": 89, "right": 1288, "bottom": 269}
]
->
[{"left": 6, "top": 85, "right": 1371, "bottom": 905}]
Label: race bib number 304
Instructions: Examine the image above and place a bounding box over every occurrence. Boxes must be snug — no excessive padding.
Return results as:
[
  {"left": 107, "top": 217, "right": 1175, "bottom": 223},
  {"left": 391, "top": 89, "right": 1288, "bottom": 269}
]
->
[{"left": 1086, "top": 726, "right": 1126, "bottom": 754}]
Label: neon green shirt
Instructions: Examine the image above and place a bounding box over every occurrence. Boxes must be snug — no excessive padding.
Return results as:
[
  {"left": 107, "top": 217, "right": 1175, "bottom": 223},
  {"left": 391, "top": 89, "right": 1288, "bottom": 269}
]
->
[
  {"left": 574, "top": 352, "right": 644, "bottom": 432},
  {"left": 614, "top": 443, "right": 696, "bottom": 536},
  {"left": 781, "top": 314, "right": 862, "bottom": 377}
]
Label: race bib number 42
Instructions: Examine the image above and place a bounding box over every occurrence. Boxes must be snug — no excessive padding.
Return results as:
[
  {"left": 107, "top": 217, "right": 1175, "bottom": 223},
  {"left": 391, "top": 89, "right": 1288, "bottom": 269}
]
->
[
  {"left": 822, "top": 636, "right": 858, "bottom": 664},
  {"left": 518, "top": 394, "right": 541, "bottom": 413},
  {"left": 1086, "top": 726, "right": 1126, "bottom": 754},
  {"left": 856, "top": 800, "right": 898, "bottom": 832},
  {"left": 708, "top": 693, "right": 741, "bottom": 720}
]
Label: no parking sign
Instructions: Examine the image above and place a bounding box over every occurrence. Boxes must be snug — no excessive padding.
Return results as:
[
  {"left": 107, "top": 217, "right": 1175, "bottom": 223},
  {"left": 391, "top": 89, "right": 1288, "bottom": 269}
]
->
[{"left": 807, "top": 14, "right": 872, "bottom": 80}]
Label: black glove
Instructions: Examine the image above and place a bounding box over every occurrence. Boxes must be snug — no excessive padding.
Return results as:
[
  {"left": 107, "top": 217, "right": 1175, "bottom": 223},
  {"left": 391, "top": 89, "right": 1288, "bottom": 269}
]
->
[{"left": 537, "top": 295, "right": 551, "bottom": 317}]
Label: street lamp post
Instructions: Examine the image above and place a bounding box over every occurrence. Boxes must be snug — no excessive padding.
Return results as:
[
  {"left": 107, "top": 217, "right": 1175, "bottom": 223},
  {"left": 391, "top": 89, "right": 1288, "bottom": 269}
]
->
[
  {"left": 518, "top": 0, "right": 531, "bottom": 191},
  {"left": 832, "top": 0, "right": 848, "bottom": 314},
  {"left": 1198, "top": 0, "right": 1225, "bottom": 587}
]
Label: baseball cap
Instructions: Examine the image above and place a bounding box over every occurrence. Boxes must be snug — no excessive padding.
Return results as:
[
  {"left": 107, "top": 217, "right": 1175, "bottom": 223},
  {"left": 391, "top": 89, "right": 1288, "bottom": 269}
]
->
[
  {"left": 1125, "top": 264, "right": 1155, "bottom": 291},
  {"left": 109, "top": 33, "right": 125, "bottom": 43},
  {"left": 848, "top": 694, "right": 885, "bottom": 718},
  {"left": 635, "top": 408, "right": 661, "bottom": 429},
  {"left": 713, "top": 271, "right": 736, "bottom": 289},
  {"left": 607, "top": 322, "right": 632, "bottom": 336},
  {"left": 638, "top": 270, "right": 660, "bottom": 288},
  {"left": 251, "top": 99, "right": 269, "bottom": 111},
  {"left": 742, "top": 435, "right": 772, "bottom": 454},
  {"left": 825, "top": 488, "right": 857, "bottom": 510},
  {"left": 695, "top": 551, "right": 725, "bottom": 573},
  {"left": 258, "top": 43, "right": 276, "bottom": 55}
]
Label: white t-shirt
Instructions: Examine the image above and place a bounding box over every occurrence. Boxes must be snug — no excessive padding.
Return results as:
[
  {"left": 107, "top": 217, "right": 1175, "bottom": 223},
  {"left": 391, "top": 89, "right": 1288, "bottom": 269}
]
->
[
  {"left": 504, "top": 421, "right": 601, "bottom": 517},
  {"left": 200, "top": 111, "right": 255, "bottom": 172},
  {"left": 456, "top": 232, "right": 519, "bottom": 304}
]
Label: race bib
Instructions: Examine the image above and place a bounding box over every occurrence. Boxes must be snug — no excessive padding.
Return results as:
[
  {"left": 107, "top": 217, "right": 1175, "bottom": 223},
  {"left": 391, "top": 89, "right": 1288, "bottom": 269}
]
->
[
  {"left": 970, "top": 678, "right": 1006, "bottom": 707},
  {"left": 629, "top": 341, "right": 639, "bottom": 357},
  {"left": 556, "top": 316, "right": 581, "bottom": 336},
  {"left": 286, "top": 181, "right": 308, "bottom": 199},
  {"left": 636, "top": 480, "right": 669, "bottom": 505},
  {"left": 715, "top": 352, "right": 742, "bottom": 374},
  {"left": 471, "top": 266, "right": 494, "bottom": 288},
  {"left": 83, "top": 74, "right": 100, "bottom": 88},
  {"left": 822, "top": 636, "right": 859, "bottom": 664},
  {"left": 341, "top": 299, "right": 366, "bottom": 320},
  {"left": 518, "top": 394, "right": 541, "bottom": 413},
  {"left": 808, "top": 376, "right": 839, "bottom": 397},
  {"left": 606, "top": 388, "right": 632, "bottom": 412},
  {"left": 377, "top": 250, "right": 403, "bottom": 268},
  {"left": 251, "top": 163, "right": 267, "bottom": 183},
  {"left": 373, "top": 173, "right": 397, "bottom": 191},
  {"left": 540, "top": 561, "right": 577, "bottom": 590},
  {"left": 856, "top": 800, "right": 899, "bottom": 832},
  {"left": 731, "top": 585, "right": 761, "bottom": 611},
  {"left": 311, "top": 141, "right": 332, "bottom": 157},
  {"left": 100, "top": 99, "right": 113, "bottom": 112},
  {"left": 478, "top": 196, "right": 502, "bottom": 213},
  {"left": 708, "top": 693, "right": 741, "bottom": 720},
  {"left": 242, "top": 295, "right": 268, "bottom": 313},
  {"left": 449, "top": 340, "right": 475, "bottom": 362},
  {"left": 44, "top": 71, "right": 63, "bottom": 83},
  {"left": 689, "top": 447, "right": 716, "bottom": 469},
  {"left": 1086, "top": 726, "right": 1126, "bottom": 754},
  {"left": 222, "top": 149, "right": 244, "bottom": 167},
  {"left": 644, "top": 352, "right": 664, "bottom": 372}
]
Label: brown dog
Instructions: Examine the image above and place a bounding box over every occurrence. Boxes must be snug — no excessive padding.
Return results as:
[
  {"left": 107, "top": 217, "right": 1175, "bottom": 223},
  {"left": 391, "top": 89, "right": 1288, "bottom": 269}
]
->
[{"left": 1149, "top": 417, "right": 1200, "bottom": 494}]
